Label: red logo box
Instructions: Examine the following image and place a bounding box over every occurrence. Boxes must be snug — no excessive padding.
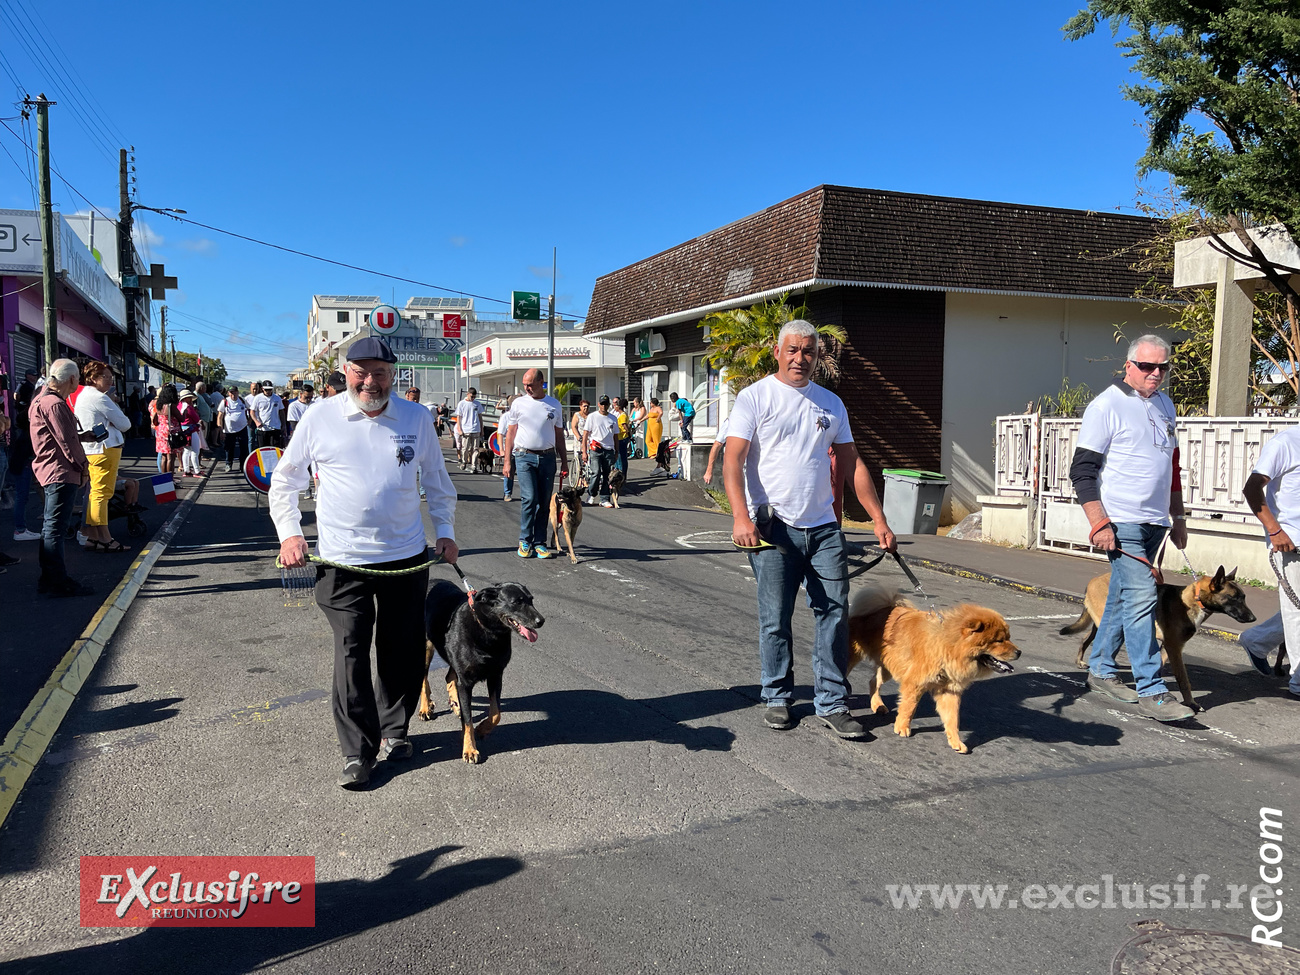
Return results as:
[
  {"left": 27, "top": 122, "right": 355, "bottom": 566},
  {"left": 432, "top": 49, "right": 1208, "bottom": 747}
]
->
[{"left": 80, "top": 856, "right": 315, "bottom": 927}]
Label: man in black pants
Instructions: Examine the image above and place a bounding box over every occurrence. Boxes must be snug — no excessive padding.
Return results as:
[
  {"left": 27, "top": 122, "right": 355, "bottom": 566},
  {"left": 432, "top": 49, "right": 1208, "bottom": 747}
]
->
[{"left": 270, "top": 337, "right": 458, "bottom": 789}]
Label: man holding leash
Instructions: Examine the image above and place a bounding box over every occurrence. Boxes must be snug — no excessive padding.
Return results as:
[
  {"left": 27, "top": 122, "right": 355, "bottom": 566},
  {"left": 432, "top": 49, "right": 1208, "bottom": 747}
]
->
[
  {"left": 724, "top": 320, "right": 895, "bottom": 738},
  {"left": 1070, "top": 334, "right": 1193, "bottom": 722},
  {"left": 271, "top": 337, "right": 458, "bottom": 790},
  {"left": 1243, "top": 427, "right": 1300, "bottom": 700},
  {"left": 503, "top": 369, "right": 569, "bottom": 558}
]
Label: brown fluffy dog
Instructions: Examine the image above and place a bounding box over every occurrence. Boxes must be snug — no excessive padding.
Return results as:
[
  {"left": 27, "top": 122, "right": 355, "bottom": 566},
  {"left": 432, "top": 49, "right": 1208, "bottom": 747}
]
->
[{"left": 847, "top": 587, "right": 1021, "bottom": 753}]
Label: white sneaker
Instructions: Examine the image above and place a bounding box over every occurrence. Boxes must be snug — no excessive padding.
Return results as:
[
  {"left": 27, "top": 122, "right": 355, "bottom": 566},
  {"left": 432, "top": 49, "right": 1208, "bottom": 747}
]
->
[
  {"left": 77, "top": 531, "right": 88, "bottom": 546},
  {"left": 13, "top": 529, "right": 40, "bottom": 542}
]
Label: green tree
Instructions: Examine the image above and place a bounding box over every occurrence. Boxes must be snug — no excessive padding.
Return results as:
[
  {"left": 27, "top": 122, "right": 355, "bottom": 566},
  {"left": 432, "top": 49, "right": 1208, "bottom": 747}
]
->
[
  {"left": 168, "top": 350, "right": 227, "bottom": 387},
  {"left": 699, "top": 293, "right": 847, "bottom": 392},
  {"left": 1066, "top": 2, "right": 1300, "bottom": 311}
]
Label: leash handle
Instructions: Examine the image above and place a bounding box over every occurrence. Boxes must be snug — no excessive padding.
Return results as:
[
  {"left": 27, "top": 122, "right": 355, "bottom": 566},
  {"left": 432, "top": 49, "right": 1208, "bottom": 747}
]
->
[
  {"left": 1113, "top": 547, "right": 1164, "bottom": 585},
  {"left": 890, "top": 550, "right": 924, "bottom": 591}
]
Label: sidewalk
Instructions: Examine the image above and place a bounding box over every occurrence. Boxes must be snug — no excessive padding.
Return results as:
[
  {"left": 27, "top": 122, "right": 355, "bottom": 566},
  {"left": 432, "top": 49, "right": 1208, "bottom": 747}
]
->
[
  {"left": 0, "top": 436, "right": 215, "bottom": 738},
  {"left": 861, "top": 532, "right": 1280, "bottom": 641}
]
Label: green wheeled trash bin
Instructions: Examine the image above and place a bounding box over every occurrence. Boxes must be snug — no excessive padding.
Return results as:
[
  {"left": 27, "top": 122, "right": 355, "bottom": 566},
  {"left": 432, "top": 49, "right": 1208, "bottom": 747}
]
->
[{"left": 881, "top": 469, "right": 949, "bottom": 535}]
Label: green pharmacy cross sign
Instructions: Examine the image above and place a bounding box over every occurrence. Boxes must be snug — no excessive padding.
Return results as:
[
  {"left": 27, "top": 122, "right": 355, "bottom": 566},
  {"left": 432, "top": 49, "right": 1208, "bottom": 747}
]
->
[{"left": 511, "top": 291, "right": 541, "bottom": 321}]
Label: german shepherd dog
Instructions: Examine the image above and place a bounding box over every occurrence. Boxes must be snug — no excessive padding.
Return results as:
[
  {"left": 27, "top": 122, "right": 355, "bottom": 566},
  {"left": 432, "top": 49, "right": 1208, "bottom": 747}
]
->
[
  {"left": 653, "top": 439, "right": 672, "bottom": 475},
  {"left": 847, "top": 586, "right": 1021, "bottom": 754},
  {"left": 1060, "top": 565, "right": 1256, "bottom": 712},
  {"left": 608, "top": 468, "right": 625, "bottom": 507},
  {"left": 418, "top": 580, "right": 545, "bottom": 764},
  {"left": 549, "top": 481, "right": 584, "bottom": 563}
]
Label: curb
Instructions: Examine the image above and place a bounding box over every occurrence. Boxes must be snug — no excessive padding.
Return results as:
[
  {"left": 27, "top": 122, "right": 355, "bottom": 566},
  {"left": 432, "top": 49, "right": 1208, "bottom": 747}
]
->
[
  {"left": 0, "top": 462, "right": 216, "bottom": 829},
  {"left": 896, "top": 552, "right": 1243, "bottom": 644}
]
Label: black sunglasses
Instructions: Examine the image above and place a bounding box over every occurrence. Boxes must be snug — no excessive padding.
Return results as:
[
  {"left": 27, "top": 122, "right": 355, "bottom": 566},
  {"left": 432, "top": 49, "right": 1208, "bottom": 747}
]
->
[{"left": 1131, "top": 360, "right": 1171, "bottom": 374}]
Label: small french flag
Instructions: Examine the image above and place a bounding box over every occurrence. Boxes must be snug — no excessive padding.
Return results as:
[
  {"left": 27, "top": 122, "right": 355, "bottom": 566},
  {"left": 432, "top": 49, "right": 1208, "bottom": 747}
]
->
[{"left": 151, "top": 473, "right": 177, "bottom": 504}]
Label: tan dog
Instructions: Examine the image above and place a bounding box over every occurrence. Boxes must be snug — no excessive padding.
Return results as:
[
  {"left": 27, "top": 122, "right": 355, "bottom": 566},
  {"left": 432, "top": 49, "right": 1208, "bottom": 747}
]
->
[
  {"left": 1060, "top": 565, "right": 1256, "bottom": 711},
  {"left": 847, "top": 587, "right": 1021, "bottom": 754},
  {"left": 548, "top": 482, "right": 584, "bottom": 563}
]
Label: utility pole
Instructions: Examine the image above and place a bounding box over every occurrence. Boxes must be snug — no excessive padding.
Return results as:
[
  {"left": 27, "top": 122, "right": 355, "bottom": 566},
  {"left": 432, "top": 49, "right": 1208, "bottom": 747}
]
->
[
  {"left": 547, "top": 246, "right": 556, "bottom": 394},
  {"left": 31, "top": 95, "right": 57, "bottom": 369},
  {"left": 118, "top": 148, "right": 136, "bottom": 374},
  {"left": 170, "top": 337, "right": 176, "bottom": 374},
  {"left": 159, "top": 305, "right": 168, "bottom": 377}
]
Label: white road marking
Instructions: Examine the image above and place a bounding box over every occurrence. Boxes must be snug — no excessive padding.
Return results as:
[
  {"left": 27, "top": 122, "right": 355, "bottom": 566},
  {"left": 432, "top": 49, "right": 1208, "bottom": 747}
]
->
[
  {"left": 170, "top": 542, "right": 254, "bottom": 550},
  {"left": 1003, "top": 614, "right": 1079, "bottom": 621},
  {"left": 675, "top": 530, "right": 734, "bottom": 549}
]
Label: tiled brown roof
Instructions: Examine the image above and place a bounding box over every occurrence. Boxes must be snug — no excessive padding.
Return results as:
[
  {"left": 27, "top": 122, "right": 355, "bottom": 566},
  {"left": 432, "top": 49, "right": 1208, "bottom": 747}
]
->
[
  {"left": 584, "top": 188, "right": 823, "bottom": 335},
  {"left": 585, "top": 185, "right": 1163, "bottom": 334}
]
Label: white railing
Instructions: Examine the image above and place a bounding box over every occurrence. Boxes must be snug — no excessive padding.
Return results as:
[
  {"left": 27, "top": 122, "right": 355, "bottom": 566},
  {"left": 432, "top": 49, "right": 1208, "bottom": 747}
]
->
[
  {"left": 993, "top": 412, "right": 1300, "bottom": 555},
  {"left": 994, "top": 414, "right": 1038, "bottom": 495}
]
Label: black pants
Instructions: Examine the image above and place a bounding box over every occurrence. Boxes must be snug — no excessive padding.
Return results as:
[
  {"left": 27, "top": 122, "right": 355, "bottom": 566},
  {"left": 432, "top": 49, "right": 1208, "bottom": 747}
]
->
[
  {"left": 257, "top": 428, "right": 282, "bottom": 449},
  {"left": 225, "top": 428, "right": 249, "bottom": 469},
  {"left": 314, "top": 550, "right": 430, "bottom": 761}
]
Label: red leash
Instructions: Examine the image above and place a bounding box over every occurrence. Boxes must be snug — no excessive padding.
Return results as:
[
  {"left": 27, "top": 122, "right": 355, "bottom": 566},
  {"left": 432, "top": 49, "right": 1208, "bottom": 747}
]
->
[{"left": 1092, "top": 523, "right": 1168, "bottom": 584}]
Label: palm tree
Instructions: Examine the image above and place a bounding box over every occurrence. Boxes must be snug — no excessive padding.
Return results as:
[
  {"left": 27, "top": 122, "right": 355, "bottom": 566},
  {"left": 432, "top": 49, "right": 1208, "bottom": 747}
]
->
[{"left": 699, "top": 293, "right": 847, "bottom": 392}]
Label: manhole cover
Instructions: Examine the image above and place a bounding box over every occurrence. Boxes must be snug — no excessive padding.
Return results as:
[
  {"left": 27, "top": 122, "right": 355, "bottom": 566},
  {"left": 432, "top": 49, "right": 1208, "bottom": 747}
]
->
[{"left": 1114, "top": 920, "right": 1300, "bottom": 974}]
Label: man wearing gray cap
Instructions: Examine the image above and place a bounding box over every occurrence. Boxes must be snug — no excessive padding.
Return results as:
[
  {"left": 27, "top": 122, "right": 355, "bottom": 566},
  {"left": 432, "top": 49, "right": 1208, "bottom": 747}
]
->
[{"left": 270, "top": 336, "right": 458, "bottom": 789}]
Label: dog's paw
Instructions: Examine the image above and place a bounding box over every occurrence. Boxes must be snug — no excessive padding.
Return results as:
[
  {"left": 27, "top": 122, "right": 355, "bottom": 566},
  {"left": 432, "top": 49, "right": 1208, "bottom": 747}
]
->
[
  {"left": 417, "top": 707, "right": 435, "bottom": 721},
  {"left": 461, "top": 747, "right": 480, "bottom": 764},
  {"left": 870, "top": 699, "right": 890, "bottom": 716},
  {"left": 950, "top": 740, "right": 970, "bottom": 754},
  {"left": 475, "top": 715, "right": 499, "bottom": 737},
  {"left": 893, "top": 721, "right": 912, "bottom": 738}
]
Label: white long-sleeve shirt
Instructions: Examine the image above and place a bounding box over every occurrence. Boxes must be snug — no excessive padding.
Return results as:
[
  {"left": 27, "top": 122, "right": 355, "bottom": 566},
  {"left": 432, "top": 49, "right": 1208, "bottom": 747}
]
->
[
  {"left": 73, "top": 386, "right": 132, "bottom": 454},
  {"left": 269, "top": 393, "right": 455, "bottom": 564}
]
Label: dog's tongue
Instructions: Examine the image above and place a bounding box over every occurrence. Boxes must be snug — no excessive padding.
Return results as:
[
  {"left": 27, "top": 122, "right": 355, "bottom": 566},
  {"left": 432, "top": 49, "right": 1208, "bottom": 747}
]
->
[{"left": 515, "top": 622, "right": 539, "bottom": 643}]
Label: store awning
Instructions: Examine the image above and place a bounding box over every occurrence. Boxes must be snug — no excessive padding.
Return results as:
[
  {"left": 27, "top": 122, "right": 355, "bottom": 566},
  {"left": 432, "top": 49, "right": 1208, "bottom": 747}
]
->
[{"left": 634, "top": 364, "right": 668, "bottom": 373}]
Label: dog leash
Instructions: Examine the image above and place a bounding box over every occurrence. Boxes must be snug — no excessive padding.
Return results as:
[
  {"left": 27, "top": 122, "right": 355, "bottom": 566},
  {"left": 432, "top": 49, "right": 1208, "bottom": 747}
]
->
[
  {"left": 276, "top": 551, "right": 478, "bottom": 603},
  {"left": 1270, "top": 549, "right": 1300, "bottom": 611}
]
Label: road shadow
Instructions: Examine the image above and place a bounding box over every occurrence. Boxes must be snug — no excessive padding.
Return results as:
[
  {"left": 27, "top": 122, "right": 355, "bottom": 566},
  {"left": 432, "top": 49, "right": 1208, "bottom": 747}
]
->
[
  {"left": 862, "top": 671, "right": 1125, "bottom": 752},
  {"left": 399, "top": 686, "right": 748, "bottom": 767},
  {"left": 75, "top": 697, "right": 184, "bottom": 735},
  {"left": 0, "top": 847, "right": 523, "bottom": 974}
]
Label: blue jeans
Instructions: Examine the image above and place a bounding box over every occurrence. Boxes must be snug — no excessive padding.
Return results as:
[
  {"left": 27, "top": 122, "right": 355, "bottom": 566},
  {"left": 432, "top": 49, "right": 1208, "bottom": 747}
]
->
[
  {"left": 39, "top": 482, "right": 80, "bottom": 588},
  {"left": 747, "top": 512, "right": 851, "bottom": 715},
  {"left": 615, "top": 438, "right": 630, "bottom": 474},
  {"left": 515, "top": 451, "right": 557, "bottom": 548},
  {"left": 1090, "top": 521, "right": 1169, "bottom": 698},
  {"left": 587, "top": 447, "right": 614, "bottom": 503},
  {"left": 12, "top": 463, "right": 33, "bottom": 532}
]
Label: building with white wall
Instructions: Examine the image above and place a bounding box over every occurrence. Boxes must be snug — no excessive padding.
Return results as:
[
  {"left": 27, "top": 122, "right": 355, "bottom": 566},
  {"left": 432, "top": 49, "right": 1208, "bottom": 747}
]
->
[
  {"left": 465, "top": 326, "right": 625, "bottom": 415},
  {"left": 584, "top": 185, "right": 1179, "bottom": 519},
  {"left": 308, "top": 295, "right": 380, "bottom": 359}
]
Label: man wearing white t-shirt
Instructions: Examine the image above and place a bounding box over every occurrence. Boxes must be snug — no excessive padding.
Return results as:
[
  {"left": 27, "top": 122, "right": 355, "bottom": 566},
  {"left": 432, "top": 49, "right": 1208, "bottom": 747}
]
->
[
  {"left": 581, "top": 396, "right": 619, "bottom": 507},
  {"left": 504, "top": 370, "right": 569, "bottom": 557},
  {"left": 702, "top": 415, "right": 730, "bottom": 485},
  {"left": 724, "top": 320, "right": 895, "bottom": 739},
  {"left": 250, "top": 382, "right": 284, "bottom": 449},
  {"left": 1070, "top": 334, "right": 1192, "bottom": 722},
  {"left": 454, "top": 388, "right": 485, "bottom": 471},
  {"left": 1243, "top": 429, "right": 1300, "bottom": 701}
]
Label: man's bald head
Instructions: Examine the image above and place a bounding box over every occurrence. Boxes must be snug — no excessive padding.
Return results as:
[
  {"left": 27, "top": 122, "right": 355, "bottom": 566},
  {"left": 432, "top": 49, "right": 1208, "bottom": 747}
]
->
[{"left": 522, "top": 369, "right": 545, "bottom": 398}]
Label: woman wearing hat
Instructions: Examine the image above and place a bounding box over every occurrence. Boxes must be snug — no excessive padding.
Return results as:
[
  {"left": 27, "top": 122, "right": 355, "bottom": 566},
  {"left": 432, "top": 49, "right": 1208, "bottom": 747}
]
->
[{"left": 177, "top": 389, "right": 204, "bottom": 477}]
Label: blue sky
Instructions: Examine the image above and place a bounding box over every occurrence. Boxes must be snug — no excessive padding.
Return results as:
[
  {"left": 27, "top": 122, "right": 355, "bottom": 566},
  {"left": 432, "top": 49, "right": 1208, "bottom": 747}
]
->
[{"left": 0, "top": 0, "right": 1157, "bottom": 382}]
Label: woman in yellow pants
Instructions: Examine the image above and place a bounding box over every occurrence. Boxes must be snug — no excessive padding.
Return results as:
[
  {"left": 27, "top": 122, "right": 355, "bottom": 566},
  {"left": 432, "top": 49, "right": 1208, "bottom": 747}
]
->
[{"left": 74, "top": 361, "right": 133, "bottom": 552}]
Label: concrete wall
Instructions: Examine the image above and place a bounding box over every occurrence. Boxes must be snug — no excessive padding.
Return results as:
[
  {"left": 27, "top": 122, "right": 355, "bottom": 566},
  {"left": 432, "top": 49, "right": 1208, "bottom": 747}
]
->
[{"left": 941, "top": 292, "right": 1178, "bottom": 521}]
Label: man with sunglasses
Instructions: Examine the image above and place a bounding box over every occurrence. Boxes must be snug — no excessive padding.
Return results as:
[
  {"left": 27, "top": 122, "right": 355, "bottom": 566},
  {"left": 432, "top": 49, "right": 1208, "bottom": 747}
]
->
[{"left": 1070, "top": 334, "right": 1192, "bottom": 722}]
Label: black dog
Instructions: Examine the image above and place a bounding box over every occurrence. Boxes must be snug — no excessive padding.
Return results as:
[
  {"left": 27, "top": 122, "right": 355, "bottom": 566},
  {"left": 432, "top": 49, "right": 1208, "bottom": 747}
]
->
[{"left": 418, "top": 580, "right": 545, "bottom": 763}]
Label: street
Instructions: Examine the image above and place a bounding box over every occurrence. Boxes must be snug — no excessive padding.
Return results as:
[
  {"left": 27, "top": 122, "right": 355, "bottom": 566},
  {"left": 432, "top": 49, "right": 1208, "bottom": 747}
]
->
[{"left": 1, "top": 454, "right": 1297, "bottom": 974}]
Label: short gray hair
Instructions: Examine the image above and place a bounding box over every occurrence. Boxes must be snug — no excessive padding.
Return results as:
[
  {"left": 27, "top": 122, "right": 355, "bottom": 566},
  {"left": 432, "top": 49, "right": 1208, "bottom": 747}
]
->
[
  {"left": 48, "top": 358, "right": 79, "bottom": 384},
  {"left": 776, "top": 319, "right": 818, "bottom": 348},
  {"left": 1127, "top": 334, "right": 1171, "bottom": 361}
]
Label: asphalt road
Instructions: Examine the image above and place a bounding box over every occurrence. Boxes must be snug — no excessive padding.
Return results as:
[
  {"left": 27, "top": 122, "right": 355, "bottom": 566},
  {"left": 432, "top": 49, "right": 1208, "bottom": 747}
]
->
[{"left": 1, "top": 448, "right": 1297, "bottom": 974}]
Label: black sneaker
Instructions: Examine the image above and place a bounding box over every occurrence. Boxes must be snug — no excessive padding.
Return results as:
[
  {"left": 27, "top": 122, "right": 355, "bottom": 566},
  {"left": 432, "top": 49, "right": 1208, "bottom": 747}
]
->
[
  {"left": 763, "top": 705, "right": 796, "bottom": 730},
  {"left": 1137, "top": 692, "right": 1194, "bottom": 722},
  {"left": 1087, "top": 672, "right": 1139, "bottom": 704},
  {"left": 817, "top": 711, "right": 872, "bottom": 740},
  {"left": 0, "top": 551, "right": 18, "bottom": 567},
  {"left": 337, "top": 757, "right": 374, "bottom": 789},
  {"left": 379, "top": 737, "right": 413, "bottom": 761},
  {"left": 1244, "top": 646, "right": 1275, "bottom": 678}
]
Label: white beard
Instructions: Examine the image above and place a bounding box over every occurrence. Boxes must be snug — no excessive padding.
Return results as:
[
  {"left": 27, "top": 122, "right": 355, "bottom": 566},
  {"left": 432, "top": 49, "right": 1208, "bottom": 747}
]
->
[{"left": 347, "top": 388, "right": 390, "bottom": 412}]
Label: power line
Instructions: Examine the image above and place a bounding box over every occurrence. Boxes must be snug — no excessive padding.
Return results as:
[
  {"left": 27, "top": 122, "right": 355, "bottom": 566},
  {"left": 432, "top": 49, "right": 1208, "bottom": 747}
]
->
[
  {"left": 0, "top": 5, "right": 119, "bottom": 162},
  {"left": 0, "top": 280, "right": 40, "bottom": 298},
  {"left": 0, "top": 125, "right": 34, "bottom": 189},
  {"left": 9, "top": 0, "right": 128, "bottom": 147}
]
